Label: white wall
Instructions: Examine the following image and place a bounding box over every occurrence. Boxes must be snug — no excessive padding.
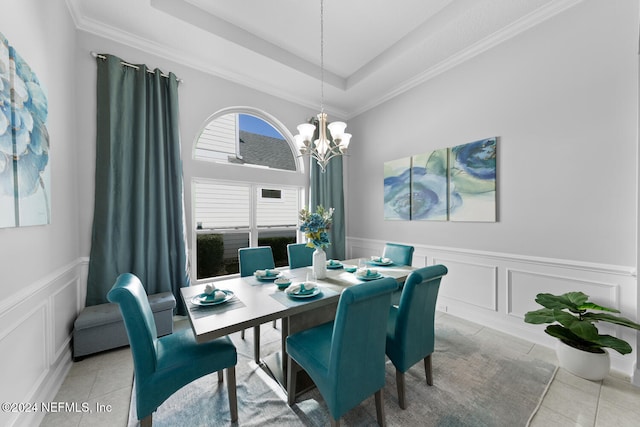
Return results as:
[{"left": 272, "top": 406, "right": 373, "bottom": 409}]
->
[
  {"left": 0, "top": 1, "right": 82, "bottom": 426},
  {"left": 347, "top": 1, "right": 637, "bottom": 267},
  {"left": 345, "top": 1, "right": 639, "bottom": 375}
]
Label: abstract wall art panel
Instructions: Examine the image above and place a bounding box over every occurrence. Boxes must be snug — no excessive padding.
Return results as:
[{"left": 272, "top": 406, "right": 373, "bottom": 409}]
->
[
  {"left": 0, "top": 32, "right": 50, "bottom": 228},
  {"left": 384, "top": 137, "right": 497, "bottom": 222},
  {"left": 449, "top": 137, "right": 496, "bottom": 222},
  {"left": 411, "top": 148, "right": 448, "bottom": 221},
  {"left": 384, "top": 156, "right": 412, "bottom": 220}
]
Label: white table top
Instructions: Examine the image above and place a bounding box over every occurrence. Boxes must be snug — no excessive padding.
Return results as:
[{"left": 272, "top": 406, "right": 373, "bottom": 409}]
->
[{"left": 181, "top": 258, "right": 415, "bottom": 344}]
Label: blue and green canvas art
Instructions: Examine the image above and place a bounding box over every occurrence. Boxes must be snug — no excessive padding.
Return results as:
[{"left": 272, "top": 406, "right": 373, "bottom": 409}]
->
[
  {"left": 383, "top": 157, "right": 411, "bottom": 220},
  {"left": 449, "top": 137, "right": 496, "bottom": 222},
  {"left": 384, "top": 137, "right": 497, "bottom": 222},
  {"left": 411, "top": 148, "right": 449, "bottom": 221},
  {"left": 0, "top": 32, "right": 50, "bottom": 228}
]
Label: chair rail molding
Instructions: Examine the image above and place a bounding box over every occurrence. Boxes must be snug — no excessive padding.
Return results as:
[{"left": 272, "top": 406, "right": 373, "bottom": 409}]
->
[{"left": 346, "top": 236, "right": 638, "bottom": 377}]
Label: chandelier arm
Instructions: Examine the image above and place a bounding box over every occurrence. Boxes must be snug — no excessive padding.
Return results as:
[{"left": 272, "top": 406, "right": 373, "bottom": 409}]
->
[{"left": 320, "top": 150, "right": 344, "bottom": 164}]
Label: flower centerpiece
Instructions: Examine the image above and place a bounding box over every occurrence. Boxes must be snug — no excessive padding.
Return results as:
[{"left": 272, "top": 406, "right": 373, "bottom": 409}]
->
[
  {"left": 299, "top": 205, "right": 334, "bottom": 278},
  {"left": 299, "top": 205, "right": 334, "bottom": 249}
]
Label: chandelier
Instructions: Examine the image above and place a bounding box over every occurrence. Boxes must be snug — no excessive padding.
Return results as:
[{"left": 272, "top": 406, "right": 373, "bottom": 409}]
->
[{"left": 293, "top": 0, "right": 351, "bottom": 172}]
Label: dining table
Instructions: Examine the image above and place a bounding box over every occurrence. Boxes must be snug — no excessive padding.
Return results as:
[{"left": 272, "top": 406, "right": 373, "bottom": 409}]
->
[{"left": 180, "top": 257, "right": 415, "bottom": 395}]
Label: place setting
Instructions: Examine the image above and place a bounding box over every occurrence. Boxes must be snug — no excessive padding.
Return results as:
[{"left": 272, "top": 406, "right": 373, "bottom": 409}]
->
[
  {"left": 328, "top": 258, "right": 359, "bottom": 273},
  {"left": 346, "top": 258, "right": 385, "bottom": 281},
  {"left": 326, "top": 259, "right": 343, "bottom": 270},
  {"left": 355, "top": 267, "right": 383, "bottom": 281},
  {"left": 188, "top": 284, "right": 244, "bottom": 318},
  {"left": 270, "top": 271, "right": 332, "bottom": 307},
  {"left": 368, "top": 255, "right": 394, "bottom": 266},
  {"left": 285, "top": 272, "right": 322, "bottom": 298},
  {"left": 285, "top": 281, "right": 321, "bottom": 298},
  {"left": 253, "top": 268, "right": 283, "bottom": 282}
]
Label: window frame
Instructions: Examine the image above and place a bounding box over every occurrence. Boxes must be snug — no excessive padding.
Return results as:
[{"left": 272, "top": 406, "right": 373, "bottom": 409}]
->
[
  {"left": 193, "top": 106, "right": 303, "bottom": 172},
  {"left": 189, "top": 107, "right": 307, "bottom": 284}
]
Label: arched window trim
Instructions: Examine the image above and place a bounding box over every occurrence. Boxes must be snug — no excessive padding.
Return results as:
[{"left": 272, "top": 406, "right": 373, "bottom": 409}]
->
[{"left": 193, "top": 106, "right": 304, "bottom": 174}]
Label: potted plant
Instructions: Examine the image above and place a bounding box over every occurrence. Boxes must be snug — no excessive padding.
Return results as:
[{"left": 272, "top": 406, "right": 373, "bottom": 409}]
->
[{"left": 524, "top": 291, "right": 640, "bottom": 380}]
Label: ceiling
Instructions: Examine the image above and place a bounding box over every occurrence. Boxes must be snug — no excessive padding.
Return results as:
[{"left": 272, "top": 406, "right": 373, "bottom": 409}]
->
[{"left": 66, "top": 0, "right": 582, "bottom": 119}]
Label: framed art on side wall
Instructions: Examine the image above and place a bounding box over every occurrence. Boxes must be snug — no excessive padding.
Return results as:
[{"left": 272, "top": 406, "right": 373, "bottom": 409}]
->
[{"left": 0, "top": 32, "right": 50, "bottom": 228}]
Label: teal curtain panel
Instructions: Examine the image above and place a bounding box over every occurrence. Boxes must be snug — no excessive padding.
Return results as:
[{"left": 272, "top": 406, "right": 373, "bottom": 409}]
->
[{"left": 86, "top": 54, "right": 189, "bottom": 313}]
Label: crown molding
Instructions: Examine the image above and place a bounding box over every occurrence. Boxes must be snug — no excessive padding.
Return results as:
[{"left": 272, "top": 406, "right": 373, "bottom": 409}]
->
[
  {"left": 346, "top": 0, "right": 584, "bottom": 119},
  {"left": 66, "top": 0, "right": 582, "bottom": 120}
]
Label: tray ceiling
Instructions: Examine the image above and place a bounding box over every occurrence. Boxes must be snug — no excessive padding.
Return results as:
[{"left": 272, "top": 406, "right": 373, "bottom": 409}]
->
[{"left": 67, "top": 0, "right": 582, "bottom": 119}]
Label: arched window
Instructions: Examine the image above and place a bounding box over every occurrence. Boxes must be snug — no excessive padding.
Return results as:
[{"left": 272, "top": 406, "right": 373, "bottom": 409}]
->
[
  {"left": 191, "top": 108, "right": 304, "bottom": 281},
  {"left": 194, "top": 109, "right": 298, "bottom": 171}
]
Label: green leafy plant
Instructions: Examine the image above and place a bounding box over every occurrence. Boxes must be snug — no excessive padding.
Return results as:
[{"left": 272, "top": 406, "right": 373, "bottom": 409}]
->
[{"left": 524, "top": 291, "right": 640, "bottom": 355}]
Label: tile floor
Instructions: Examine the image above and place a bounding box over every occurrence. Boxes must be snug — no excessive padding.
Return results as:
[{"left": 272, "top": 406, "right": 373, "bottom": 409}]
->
[{"left": 40, "top": 314, "right": 640, "bottom": 426}]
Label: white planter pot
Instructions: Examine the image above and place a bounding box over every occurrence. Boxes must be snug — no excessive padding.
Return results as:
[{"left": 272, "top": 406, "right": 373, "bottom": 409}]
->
[
  {"left": 555, "top": 341, "right": 610, "bottom": 381},
  {"left": 312, "top": 248, "right": 327, "bottom": 279}
]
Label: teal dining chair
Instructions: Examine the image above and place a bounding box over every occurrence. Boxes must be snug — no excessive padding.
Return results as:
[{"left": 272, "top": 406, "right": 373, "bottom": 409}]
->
[
  {"left": 107, "top": 273, "right": 238, "bottom": 426},
  {"left": 286, "top": 277, "right": 398, "bottom": 426},
  {"left": 385, "top": 264, "right": 448, "bottom": 409},
  {"left": 238, "top": 246, "right": 277, "bottom": 361},
  {"left": 287, "top": 242, "right": 315, "bottom": 268},
  {"left": 239, "top": 246, "right": 276, "bottom": 277},
  {"left": 382, "top": 243, "right": 415, "bottom": 305},
  {"left": 382, "top": 242, "right": 414, "bottom": 266}
]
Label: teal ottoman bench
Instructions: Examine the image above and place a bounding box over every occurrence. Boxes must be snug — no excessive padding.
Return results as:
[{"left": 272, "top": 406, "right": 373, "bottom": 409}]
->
[{"left": 73, "top": 292, "right": 176, "bottom": 360}]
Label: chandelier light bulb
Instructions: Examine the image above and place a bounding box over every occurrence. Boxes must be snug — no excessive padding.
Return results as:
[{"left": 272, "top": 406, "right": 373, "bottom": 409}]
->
[
  {"left": 327, "top": 121, "right": 347, "bottom": 137},
  {"left": 297, "top": 123, "right": 316, "bottom": 141}
]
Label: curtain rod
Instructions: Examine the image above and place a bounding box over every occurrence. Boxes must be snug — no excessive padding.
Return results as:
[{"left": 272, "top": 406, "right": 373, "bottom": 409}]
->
[{"left": 90, "top": 51, "right": 183, "bottom": 83}]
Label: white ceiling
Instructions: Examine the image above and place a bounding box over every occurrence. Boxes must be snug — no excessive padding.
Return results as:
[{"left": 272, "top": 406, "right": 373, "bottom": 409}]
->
[{"left": 66, "top": 0, "right": 582, "bottom": 119}]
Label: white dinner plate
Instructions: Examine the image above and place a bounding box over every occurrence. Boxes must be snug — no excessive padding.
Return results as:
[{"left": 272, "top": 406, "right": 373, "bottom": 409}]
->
[
  {"left": 255, "top": 272, "right": 282, "bottom": 281},
  {"left": 356, "top": 273, "right": 383, "bottom": 281},
  {"left": 369, "top": 259, "right": 393, "bottom": 266},
  {"left": 191, "top": 290, "right": 235, "bottom": 306},
  {"left": 285, "top": 287, "right": 321, "bottom": 298}
]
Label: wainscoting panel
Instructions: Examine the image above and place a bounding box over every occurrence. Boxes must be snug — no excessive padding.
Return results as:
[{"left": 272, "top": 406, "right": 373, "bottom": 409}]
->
[
  {"left": 52, "top": 275, "right": 81, "bottom": 361},
  {"left": 434, "top": 258, "right": 498, "bottom": 311},
  {"left": 346, "top": 237, "right": 638, "bottom": 376},
  {"left": 507, "top": 269, "right": 619, "bottom": 319},
  {"left": 0, "top": 303, "right": 48, "bottom": 411},
  {"left": 0, "top": 260, "right": 86, "bottom": 427}
]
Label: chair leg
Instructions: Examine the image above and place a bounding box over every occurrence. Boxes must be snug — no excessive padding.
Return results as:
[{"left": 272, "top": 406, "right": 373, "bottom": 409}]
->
[
  {"left": 140, "top": 414, "right": 152, "bottom": 427},
  {"left": 241, "top": 329, "right": 245, "bottom": 339},
  {"left": 424, "top": 354, "right": 433, "bottom": 386},
  {"left": 217, "top": 370, "right": 223, "bottom": 383},
  {"left": 375, "top": 388, "right": 386, "bottom": 427},
  {"left": 273, "top": 319, "right": 277, "bottom": 328},
  {"left": 287, "top": 357, "right": 298, "bottom": 406},
  {"left": 227, "top": 366, "right": 238, "bottom": 422},
  {"left": 396, "top": 369, "right": 407, "bottom": 409},
  {"left": 253, "top": 325, "right": 261, "bottom": 363}
]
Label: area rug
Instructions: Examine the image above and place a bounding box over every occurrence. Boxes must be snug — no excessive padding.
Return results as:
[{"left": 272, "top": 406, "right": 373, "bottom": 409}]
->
[{"left": 128, "top": 316, "right": 556, "bottom": 426}]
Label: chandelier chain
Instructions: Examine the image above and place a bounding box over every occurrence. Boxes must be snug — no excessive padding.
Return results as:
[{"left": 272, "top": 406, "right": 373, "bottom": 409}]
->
[{"left": 320, "top": 0, "right": 324, "bottom": 113}]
